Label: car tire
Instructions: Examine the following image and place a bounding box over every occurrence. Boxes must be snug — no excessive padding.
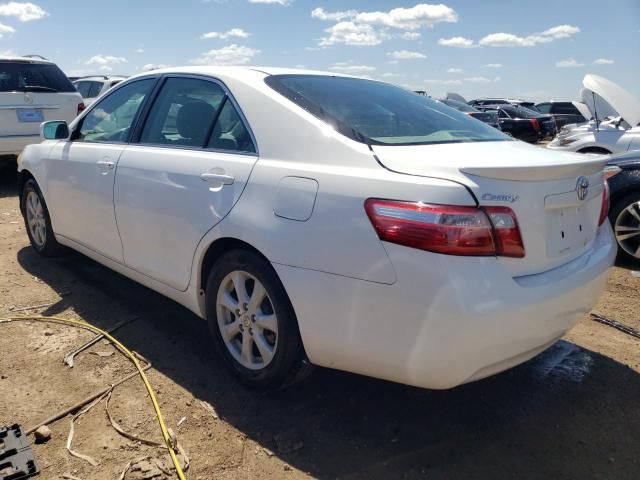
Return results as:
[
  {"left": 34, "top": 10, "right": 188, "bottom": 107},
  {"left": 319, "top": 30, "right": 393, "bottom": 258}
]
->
[
  {"left": 205, "top": 249, "right": 306, "bottom": 388},
  {"left": 609, "top": 192, "right": 640, "bottom": 264},
  {"left": 21, "top": 178, "right": 67, "bottom": 257}
]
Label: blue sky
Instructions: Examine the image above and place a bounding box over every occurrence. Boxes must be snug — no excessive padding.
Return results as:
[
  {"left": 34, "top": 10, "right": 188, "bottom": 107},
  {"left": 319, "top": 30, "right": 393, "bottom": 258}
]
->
[{"left": 0, "top": 0, "right": 638, "bottom": 102}]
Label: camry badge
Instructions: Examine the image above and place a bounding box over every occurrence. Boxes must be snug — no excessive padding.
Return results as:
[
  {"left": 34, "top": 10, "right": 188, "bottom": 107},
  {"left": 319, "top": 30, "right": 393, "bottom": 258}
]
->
[
  {"left": 576, "top": 176, "right": 589, "bottom": 201},
  {"left": 481, "top": 193, "right": 519, "bottom": 203}
]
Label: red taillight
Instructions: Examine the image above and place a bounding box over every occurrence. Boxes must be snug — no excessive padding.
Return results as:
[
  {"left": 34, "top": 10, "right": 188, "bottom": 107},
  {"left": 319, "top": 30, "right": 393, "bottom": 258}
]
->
[
  {"left": 598, "top": 181, "right": 610, "bottom": 226},
  {"left": 77, "top": 102, "right": 86, "bottom": 114},
  {"left": 529, "top": 118, "right": 540, "bottom": 131},
  {"left": 364, "top": 199, "right": 525, "bottom": 258}
]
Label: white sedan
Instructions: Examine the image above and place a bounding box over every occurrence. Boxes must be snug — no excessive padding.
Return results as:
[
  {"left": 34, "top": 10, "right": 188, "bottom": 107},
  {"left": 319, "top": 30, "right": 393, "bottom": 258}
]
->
[{"left": 18, "top": 67, "right": 616, "bottom": 389}]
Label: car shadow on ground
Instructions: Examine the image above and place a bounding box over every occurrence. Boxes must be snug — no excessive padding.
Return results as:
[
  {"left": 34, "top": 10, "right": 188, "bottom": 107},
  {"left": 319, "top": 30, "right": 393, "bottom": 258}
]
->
[
  {"left": 0, "top": 160, "right": 18, "bottom": 200},
  {"left": 14, "top": 246, "right": 640, "bottom": 479}
]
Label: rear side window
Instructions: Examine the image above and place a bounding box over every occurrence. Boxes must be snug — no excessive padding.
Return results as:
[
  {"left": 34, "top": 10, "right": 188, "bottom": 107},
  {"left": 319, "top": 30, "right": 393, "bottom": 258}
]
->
[
  {"left": 87, "top": 81, "right": 103, "bottom": 98},
  {"left": 140, "top": 76, "right": 256, "bottom": 153},
  {"left": 74, "top": 81, "right": 91, "bottom": 97},
  {"left": 139, "top": 77, "right": 225, "bottom": 147},
  {"left": 0, "top": 61, "right": 75, "bottom": 92},
  {"left": 536, "top": 103, "right": 551, "bottom": 114},
  {"left": 551, "top": 102, "right": 580, "bottom": 115},
  {"left": 266, "top": 75, "right": 508, "bottom": 146}
]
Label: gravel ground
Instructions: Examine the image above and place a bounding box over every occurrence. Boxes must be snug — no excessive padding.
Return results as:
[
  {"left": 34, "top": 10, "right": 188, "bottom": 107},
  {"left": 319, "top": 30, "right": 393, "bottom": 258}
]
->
[{"left": 1, "top": 166, "right": 639, "bottom": 480}]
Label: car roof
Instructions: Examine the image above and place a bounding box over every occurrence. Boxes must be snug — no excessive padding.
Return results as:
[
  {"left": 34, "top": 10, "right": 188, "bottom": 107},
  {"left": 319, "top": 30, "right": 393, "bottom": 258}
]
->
[
  {"left": 126, "top": 66, "right": 357, "bottom": 84},
  {"left": 0, "top": 55, "right": 53, "bottom": 64},
  {"left": 74, "top": 75, "right": 128, "bottom": 81}
]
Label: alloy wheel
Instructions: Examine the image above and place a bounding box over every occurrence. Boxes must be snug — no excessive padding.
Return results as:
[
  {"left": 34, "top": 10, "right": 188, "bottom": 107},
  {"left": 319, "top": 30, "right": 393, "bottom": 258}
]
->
[
  {"left": 614, "top": 200, "right": 640, "bottom": 260},
  {"left": 25, "top": 190, "right": 46, "bottom": 248},
  {"left": 216, "top": 270, "right": 278, "bottom": 370}
]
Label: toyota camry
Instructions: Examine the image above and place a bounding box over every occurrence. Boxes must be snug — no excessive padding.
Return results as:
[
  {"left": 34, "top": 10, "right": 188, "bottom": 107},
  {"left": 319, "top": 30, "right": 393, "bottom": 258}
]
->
[{"left": 17, "top": 67, "right": 616, "bottom": 389}]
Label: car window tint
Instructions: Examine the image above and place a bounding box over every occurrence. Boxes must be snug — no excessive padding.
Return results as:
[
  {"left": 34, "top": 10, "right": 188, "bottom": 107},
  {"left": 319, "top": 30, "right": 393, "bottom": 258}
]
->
[
  {"left": 74, "top": 81, "right": 91, "bottom": 97},
  {"left": 267, "top": 75, "right": 507, "bottom": 146},
  {"left": 551, "top": 103, "right": 580, "bottom": 115},
  {"left": 78, "top": 78, "right": 154, "bottom": 143},
  {"left": 207, "top": 99, "right": 256, "bottom": 153},
  {"left": 87, "top": 81, "right": 103, "bottom": 98},
  {"left": 498, "top": 109, "right": 510, "bottom": 119},
  {"left": 140, "top": 77, "right": 225, "bottom": 147},
  {"left": 0, "top": 61, "right": 76, "bottom": 92},
  {"left": 536, "top": 103, "right": 551, "bottom": 113}
]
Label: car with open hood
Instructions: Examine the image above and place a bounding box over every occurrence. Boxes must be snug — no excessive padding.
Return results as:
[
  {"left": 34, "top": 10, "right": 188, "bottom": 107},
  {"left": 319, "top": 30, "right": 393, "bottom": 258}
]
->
[
  {"left": 548, "top": 75, "right": 640, "bottom": 154},
  {"left": 17, "top": 67, "right": 615, "bottom": 390}
]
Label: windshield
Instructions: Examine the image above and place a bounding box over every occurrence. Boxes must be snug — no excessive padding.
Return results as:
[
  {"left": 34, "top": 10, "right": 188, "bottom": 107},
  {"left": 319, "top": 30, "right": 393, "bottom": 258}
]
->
[
  {"left": 266, "top": 75, "right": 509, "bottom": 146},
  {"left": 0, "top": 61, "right": 75, "bottom": 92}
]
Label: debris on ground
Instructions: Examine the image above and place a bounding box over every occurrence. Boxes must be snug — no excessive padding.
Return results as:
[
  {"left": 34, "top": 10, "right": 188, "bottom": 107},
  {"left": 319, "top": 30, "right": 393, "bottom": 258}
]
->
[{"left": 33, "top": 425, "right": 51, "bottom": 444}]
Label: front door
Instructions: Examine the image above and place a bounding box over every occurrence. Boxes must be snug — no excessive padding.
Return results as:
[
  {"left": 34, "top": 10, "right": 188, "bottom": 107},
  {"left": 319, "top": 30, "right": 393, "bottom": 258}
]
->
[{"left": 45, "top": 78, "right": 156, "bottom": 262}]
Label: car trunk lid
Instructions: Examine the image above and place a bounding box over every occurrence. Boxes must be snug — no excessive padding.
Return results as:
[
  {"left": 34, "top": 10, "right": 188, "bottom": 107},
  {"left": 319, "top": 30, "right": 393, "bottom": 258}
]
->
[{"left": 372, "top": 140, "right": 607, "bottom": 276}]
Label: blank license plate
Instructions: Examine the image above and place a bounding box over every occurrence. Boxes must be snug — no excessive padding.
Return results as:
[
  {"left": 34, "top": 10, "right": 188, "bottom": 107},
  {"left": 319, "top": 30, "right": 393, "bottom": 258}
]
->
[{"left": 16, "top": 109, "right": 44, "bottom": 123}]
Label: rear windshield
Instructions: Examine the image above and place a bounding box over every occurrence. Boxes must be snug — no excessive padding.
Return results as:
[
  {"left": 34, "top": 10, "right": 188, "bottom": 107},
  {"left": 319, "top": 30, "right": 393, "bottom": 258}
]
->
[
  {"left": 266, "top": 75, "right": 509, "bottom": 146},
  {"left": 502, "top": 106, "right": 541, "bottom": 119},
  {"left": 0, "top": 61, "right": 76, "bottom": 93}
]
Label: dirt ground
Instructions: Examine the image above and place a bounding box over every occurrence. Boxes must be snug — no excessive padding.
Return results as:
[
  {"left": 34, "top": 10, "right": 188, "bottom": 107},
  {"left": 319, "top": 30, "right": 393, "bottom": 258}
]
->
[{"left": 1, "top": 165, "right": 639, "bottom": 480}]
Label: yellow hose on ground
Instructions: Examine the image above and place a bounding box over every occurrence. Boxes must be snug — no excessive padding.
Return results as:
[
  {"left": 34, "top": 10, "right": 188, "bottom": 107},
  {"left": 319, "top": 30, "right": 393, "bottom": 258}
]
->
[{"left": 0, "top": 315, "right": 187, "bottom": 480}]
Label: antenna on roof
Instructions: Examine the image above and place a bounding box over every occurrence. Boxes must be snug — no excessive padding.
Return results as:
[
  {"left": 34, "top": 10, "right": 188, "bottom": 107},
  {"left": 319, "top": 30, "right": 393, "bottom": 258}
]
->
[{"left": 22, "top": 54, "right": 48, "bottom": 60}]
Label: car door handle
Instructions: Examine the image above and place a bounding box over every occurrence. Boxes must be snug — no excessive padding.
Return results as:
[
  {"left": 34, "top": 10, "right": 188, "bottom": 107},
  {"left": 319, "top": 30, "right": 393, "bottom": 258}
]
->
[
  {"left": 96, "top": 159, "right": 115, "bottom": 173},
  {"left": 200, "top": 172, "right": 235, "bottom": 185}
]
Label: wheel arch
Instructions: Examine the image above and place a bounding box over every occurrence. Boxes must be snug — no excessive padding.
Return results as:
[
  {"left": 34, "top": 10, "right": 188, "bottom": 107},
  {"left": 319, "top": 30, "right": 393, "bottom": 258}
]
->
[
  {"left": 198, "top": 237, "right": 272, "bottom": 293},
  {"left": 577, "top": 146, "right": 612, "bottom": 154},
  {"left": 17, "top": 169, "right": 35, "bottom": 215}
]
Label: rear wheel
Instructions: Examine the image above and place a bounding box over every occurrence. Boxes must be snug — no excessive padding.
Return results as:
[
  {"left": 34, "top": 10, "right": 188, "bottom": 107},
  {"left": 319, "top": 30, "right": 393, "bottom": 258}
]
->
[
  {"left": 21, "top": 178, "right": 66, "bottom": 257},
  {"left": 610, "top": 192, "right": 640, "bottom": 264},
  {"left": 205, "top": 249, "right": 306, "bottom": 388}
]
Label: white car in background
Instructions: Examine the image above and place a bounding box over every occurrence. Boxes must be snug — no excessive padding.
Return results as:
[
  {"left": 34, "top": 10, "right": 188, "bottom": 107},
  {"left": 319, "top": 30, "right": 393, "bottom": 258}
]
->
[
  {"left": 0, "top": 55, "right": 84, "bottom": 167},
  {"left": 73, "top": 75, "right": 127, "bottom": 107},
  {"left": 548, "top": 74, "right": 640, "bottom": 154},
  {"left": 17, "top": 67, "right": 615, "bottom": 390}
]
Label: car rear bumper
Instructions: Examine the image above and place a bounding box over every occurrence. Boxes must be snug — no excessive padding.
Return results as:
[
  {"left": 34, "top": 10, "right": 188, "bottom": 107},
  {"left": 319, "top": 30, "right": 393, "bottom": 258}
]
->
[
  {"left": 0, "top": 134, "right": 40, "bottom": 156},
  {"left": 274, "top": 223, "right": 616, "bottom": 389}
]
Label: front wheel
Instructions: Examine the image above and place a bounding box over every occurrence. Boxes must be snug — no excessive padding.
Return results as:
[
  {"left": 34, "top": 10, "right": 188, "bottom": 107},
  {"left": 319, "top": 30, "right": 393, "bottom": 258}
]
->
[
  {"left": 610, "top": 193, "right": 640, "bottom": 264},
  {"left": 21, "top": 178, "right": 66, "bottom": 257},
  {"left": 205, "top": 249, "right": 306, "bottom": 388}
]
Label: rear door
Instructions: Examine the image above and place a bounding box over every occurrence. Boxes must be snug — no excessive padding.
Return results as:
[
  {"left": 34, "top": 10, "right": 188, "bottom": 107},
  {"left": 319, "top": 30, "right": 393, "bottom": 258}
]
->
[
  {"left": 45, "top": 78, "right": 157, "bottom": 262},
  {"left": 0, "top": 61, "right": 81, "bottom": 137},
  {"left": 114, "top": 75, "right": 259, "bottom": 291}
]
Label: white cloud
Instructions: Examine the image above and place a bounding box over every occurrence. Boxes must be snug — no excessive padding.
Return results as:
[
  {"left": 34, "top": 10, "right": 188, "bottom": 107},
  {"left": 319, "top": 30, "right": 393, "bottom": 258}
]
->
[
  {"left": 142, "top": 63, "right": 170, "bottom": 71},
  {"left": 330, "top": 61, "right": 376, "bottom": 74},
  {"left": 191, "top": 44, "right": 260, "bottom": 65},
  {"left": 484, "top": 63, "right": 502, "bottom": 68},
  {"left": 438, "top": 36, "right": 474, "bottom": 48},
  {"left": 314, "top": 3, "right": 458, "bottom": 47},
  {"left": 464, "top": 76, "right": 491, "bottom": 83},
  {"left": 0, "top": 2, "right": 47, "bottom": 21},
  {"left": 479, "top": 24, "right": 580, "bottom": 47},
  {"left": 248, "top": 0, "right": 291, "bottom": 4},
  {"left": 446, "top": 67, "right": 463, "bottom": 73},
  {"left": 555, "top": 58, "right": 584, "bottom": 68},
  {"left": 319, "top": 21, "right": 387, "bottom": 47},
  {"left": 382, "top": 72, "right": 403, "bottom": 78},
  {"left": 0, "top": 21, "right": 15, "bottom": 36},
  {"left": 311, "top": 7, "right": 357, "bottom": 21},
  {"left": 593, "top": 57, "right": 614, "bottom": 65},
  {"left": 388, "top": 50, "right": 426, "bottom": 60},
  {"left": 85, "top": 55, "right": 127, "bottom": 71},
  {"left": 201, "top": 28, "right": 250, "bottom": 40},
  {"left": 135, "top": 48, "right": 145, "bottom": 54},
  {"left": 400, "top": 32, "right": 421, "bottom": 40}
]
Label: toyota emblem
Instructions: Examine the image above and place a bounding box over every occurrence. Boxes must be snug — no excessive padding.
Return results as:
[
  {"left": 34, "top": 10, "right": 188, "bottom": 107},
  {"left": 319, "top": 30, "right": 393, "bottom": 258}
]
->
[{"left": 576, "top": 176, "right": 589, "bottom": 201}]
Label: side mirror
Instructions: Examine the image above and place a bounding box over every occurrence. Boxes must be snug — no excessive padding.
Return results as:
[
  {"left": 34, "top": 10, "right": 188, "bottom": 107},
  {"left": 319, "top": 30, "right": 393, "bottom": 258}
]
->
[{"left": 40, "top": 121, "right": 70, "bottom": 140}]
